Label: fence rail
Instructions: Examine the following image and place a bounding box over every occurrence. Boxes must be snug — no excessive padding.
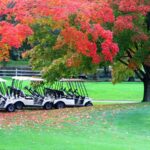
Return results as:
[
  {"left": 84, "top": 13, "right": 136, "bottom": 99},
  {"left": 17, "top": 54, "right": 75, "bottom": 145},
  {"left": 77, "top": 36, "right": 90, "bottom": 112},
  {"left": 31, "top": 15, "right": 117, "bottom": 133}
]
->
[{"left": 0, "top": 68, "right": 41, "bottom": 77}]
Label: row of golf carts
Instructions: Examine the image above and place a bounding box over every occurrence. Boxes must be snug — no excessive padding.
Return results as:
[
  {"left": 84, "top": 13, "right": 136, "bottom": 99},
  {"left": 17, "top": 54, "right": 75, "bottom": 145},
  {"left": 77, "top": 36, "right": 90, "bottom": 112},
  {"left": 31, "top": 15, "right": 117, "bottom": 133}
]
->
[{"left": 0, "top": 77, "right": 93, "bottom": 112}]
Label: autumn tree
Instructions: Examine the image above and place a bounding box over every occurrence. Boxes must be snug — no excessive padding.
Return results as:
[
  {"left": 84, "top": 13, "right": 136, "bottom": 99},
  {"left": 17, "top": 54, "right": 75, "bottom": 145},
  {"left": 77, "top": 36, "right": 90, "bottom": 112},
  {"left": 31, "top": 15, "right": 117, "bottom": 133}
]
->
[{"left": 28, "top": 0, "right": 119, "bottom": 80}]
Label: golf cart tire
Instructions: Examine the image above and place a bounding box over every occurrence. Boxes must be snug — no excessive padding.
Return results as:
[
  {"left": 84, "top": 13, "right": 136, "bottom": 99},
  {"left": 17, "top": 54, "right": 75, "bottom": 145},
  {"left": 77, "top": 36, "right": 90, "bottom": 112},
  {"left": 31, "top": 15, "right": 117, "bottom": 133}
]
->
[
  {"left": 6, "top": 104, "right": 15, "bottom": 112},
  {"left": 43, "top": 102, "right": 53, "bottom": 110},
  {"left": 55, "top": 102, "right": 65, "bottom": 109},
  {"left": 85, "top": 102, "right": 93, "bottom": 107},
  {"left": 15, "top": 102, "right": 24, "bottom": 110}
]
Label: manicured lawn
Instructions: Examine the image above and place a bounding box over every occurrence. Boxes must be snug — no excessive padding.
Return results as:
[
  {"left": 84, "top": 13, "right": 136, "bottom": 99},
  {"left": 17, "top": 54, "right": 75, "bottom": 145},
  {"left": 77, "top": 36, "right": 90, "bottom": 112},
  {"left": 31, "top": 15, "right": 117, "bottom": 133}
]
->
[
  {"left": 85, "top": 82, "right": 143, "bottom": 102},
  {"left": 0, "top": 103, "right": 150, "bottom": 150}
]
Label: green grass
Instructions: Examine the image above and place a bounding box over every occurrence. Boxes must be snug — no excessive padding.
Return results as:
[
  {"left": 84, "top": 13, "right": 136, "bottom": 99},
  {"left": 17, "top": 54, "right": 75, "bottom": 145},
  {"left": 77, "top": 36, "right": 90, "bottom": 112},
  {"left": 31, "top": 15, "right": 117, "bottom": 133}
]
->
[
  {"left": 0, "top": 103, "right": 150, "bottom": 150},
  {"left": 85, "top": 82, "right": 143, "bottom": 102},
  {"left": 0, "top": 60, "right": 29, "bottom": 67}
]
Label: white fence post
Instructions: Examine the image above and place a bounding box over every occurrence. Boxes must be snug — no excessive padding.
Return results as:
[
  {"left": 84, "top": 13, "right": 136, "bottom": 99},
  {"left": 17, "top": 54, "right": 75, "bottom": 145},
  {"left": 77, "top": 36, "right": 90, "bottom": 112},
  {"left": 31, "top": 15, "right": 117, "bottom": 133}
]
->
[{"left": 15, "top": 68, "right": 18, "bottom": 76}]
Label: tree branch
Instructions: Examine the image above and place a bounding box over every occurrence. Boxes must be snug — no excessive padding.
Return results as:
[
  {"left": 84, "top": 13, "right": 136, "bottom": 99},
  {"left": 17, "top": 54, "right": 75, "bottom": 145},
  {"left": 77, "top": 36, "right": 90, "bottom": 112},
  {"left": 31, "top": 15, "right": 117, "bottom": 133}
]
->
[
  {"left": 126, "top": 49, "right": 133, "bottom": 58},
  {"left": 134, "top": 70, "right": 144, "bottom": 81},
  {"left": 128, "top": 48, "right": 135, "bottom": 54},
  {"left": 138, "top": 68, "right": 146, "bottom": 77},
  {"left": 119, "top": 59, "right": 128, "bottom": 66},
  {"left": 134, "top": 42, "right": 139, "bottom": 51}
]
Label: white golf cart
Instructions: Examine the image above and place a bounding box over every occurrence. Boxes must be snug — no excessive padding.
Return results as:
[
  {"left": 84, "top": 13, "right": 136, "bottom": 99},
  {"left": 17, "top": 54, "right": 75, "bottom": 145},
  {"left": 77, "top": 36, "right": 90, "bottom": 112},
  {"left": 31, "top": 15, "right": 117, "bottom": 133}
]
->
[
  {"left": 0, "top": 78, "right": 16, "bottom": 112},
  {"left": 45, "top": 78, "right": 93, "bottom": 109},
  {"left": 10, "top": 76, "right": 53, "bottom": 110}
]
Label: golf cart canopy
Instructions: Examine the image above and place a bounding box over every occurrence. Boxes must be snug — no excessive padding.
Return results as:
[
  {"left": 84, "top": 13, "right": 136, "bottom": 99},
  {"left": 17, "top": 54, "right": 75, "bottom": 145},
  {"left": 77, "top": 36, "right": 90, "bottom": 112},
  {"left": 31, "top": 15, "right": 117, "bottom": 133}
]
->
[
  {"left": 0, "top": 78, "right": 7, "bottom": 82},
  {"left": 12, "top": 76, "right": 44, "bottom": 81},
  {"left": 60, "top": 78, "right": 85, "bottom": 82}
]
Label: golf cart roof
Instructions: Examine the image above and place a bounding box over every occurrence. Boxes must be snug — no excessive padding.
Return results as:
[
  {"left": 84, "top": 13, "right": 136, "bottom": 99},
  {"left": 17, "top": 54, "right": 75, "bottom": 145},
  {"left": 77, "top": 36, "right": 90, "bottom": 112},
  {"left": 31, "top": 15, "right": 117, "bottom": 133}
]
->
[
  {"left": 12, "top": 76, "right": 44, "bottom": 81},
  {"left": 60, "top": 78, "right": 85, "bottom": 82},
  {"left": 0, "top": 78, "right": 7, "bottom": 82}
]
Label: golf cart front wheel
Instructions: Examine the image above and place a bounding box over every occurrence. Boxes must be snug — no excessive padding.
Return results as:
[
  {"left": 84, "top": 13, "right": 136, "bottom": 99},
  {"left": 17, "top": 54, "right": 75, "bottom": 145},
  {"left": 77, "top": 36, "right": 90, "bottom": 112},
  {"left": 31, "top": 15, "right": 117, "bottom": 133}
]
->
[
  {"left": 44, "top": 102, "right": 53, "bottom": 110},
  {"left": 85, "top": 102, "right": 93, "bottom": 107},
  {"left": 6, "top": 104, "right": 15, "bottom": 112},
  {"left": 55, "top": 102, "right": 65, "bottom": 109}
]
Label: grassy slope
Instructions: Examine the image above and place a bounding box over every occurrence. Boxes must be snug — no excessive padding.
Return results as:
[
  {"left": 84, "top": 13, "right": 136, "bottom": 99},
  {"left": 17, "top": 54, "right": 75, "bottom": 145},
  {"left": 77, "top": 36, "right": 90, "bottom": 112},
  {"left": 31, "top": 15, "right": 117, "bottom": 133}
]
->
[{"left": 0, "top": 103, "right": 150, "bottom": 150}]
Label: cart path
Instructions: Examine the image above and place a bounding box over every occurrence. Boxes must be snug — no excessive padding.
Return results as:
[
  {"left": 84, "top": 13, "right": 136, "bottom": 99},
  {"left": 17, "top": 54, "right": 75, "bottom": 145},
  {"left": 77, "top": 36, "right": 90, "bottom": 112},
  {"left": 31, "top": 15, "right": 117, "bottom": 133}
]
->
[{"left": 93, "top": 100, "right": 139, "bottom": 103}]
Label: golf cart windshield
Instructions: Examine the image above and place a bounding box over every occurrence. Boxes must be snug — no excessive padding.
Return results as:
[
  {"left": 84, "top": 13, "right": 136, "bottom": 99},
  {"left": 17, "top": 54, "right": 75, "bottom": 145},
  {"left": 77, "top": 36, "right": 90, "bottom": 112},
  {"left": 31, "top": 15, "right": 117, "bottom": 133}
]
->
[
  {"left": 11, "top": 76, "right": 44, "bottom": 96},
  {"left": 59, "top": 78, "right": 88, "bottom": 97},
  {"left": 0, "top": 78, "right": 8, "bottom": 96}
]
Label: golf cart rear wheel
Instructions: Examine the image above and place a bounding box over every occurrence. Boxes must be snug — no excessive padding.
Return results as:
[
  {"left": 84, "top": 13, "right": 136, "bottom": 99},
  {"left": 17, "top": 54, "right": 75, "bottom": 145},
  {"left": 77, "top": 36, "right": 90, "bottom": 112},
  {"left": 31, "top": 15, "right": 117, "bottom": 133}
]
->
[
  {"left": 15, "top": 102, "right": 24, "bottom": 110},
  {"left": 55, "top": 102, "right": 65, "bottom": 109},
  {"left": 44, "top": 102, "right": 53, "bottom": 110},
  {"left": 85, "top": 102, "right": 93, "bottom": 107},
  {"left": 6, "top": 104, "right": 15, "bottom": 112}
]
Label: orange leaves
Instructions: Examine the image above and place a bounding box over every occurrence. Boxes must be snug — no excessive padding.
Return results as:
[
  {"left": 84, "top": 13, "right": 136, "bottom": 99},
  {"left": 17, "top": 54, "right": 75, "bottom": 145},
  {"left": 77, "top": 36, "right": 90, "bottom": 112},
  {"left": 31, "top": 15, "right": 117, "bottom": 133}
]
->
[
  {"left": 128, "top": 60, "right": 138, "bottom": 70},
  {"left": 53, "top": 35, "right": 65, "bottom": 50},
  {"left": 61, "top": 26, "right": 101, "bottom": 64},
  {"left": 0, "top": 0, "right": 34, "bottom": 61},
  {"left": 0, "top": 43, "right": 10, "bottom": 61},
  {"left": 0, "top": 21, "right": 33, "bottom": 48},
  {"left": 66, "top": 53, "right": 81, "bottom": 67}
]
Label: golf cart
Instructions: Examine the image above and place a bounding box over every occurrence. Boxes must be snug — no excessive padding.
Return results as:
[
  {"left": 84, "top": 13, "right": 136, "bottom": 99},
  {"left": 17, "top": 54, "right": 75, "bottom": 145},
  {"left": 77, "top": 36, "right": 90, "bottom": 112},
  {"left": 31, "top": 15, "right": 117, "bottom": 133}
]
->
[
  {"left": 45, "top": 78, "right": 93, "bottom": 109},
  {"left": 10, "top": 76, "right": 53, "bottom": 110},
  {"left": 0, "top": 78, "right": 16, "bottom": 112}
]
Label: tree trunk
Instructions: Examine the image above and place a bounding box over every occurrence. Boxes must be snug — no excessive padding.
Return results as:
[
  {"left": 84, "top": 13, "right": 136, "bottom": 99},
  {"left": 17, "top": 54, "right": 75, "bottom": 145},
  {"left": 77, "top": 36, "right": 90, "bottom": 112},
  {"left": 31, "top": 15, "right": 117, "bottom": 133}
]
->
[{"left": 142, "top": 79, "right": 150, "bottom": 102}]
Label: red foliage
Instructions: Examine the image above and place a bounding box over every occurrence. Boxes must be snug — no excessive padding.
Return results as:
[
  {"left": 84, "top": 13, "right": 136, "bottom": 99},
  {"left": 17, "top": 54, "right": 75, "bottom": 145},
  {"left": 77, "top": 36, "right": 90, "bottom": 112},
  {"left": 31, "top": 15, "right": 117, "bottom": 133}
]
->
[
  {"left": 0, "top": 0, "right": 33, "bottom": 60},
  {"left": 118, "top": 0, "right": 150, "bottom": 15},
  {"left": 114, "top": 15, "right": 133, "bottom": 32},
  {"left": 1, "top": 0, "right": 150, "bottom": 66},
  {"left": 101, "top": 40, "right": 119, "bottom": 62},
  {"left": 0, "top": 21, "right": 33, "bottom": 48},
  {"left": 132, "top": 32, "right": 149, "bottom": 42}
]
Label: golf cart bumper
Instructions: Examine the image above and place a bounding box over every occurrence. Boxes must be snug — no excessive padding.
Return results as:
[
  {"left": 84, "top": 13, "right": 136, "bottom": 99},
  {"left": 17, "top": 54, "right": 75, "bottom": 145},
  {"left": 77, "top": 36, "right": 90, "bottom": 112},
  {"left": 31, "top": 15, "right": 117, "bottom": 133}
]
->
[
  {"left": 0, "top": 101, "right": 14, "bottom": 110},
  {"left": 0, "top": 101, "right": 6, "bottom": 109},
  {"left": 0, "top": 105, "right": 6, "bottom": 110},
  {"left": 0, "top": 107, "right": 5, "bottom": 110}
]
